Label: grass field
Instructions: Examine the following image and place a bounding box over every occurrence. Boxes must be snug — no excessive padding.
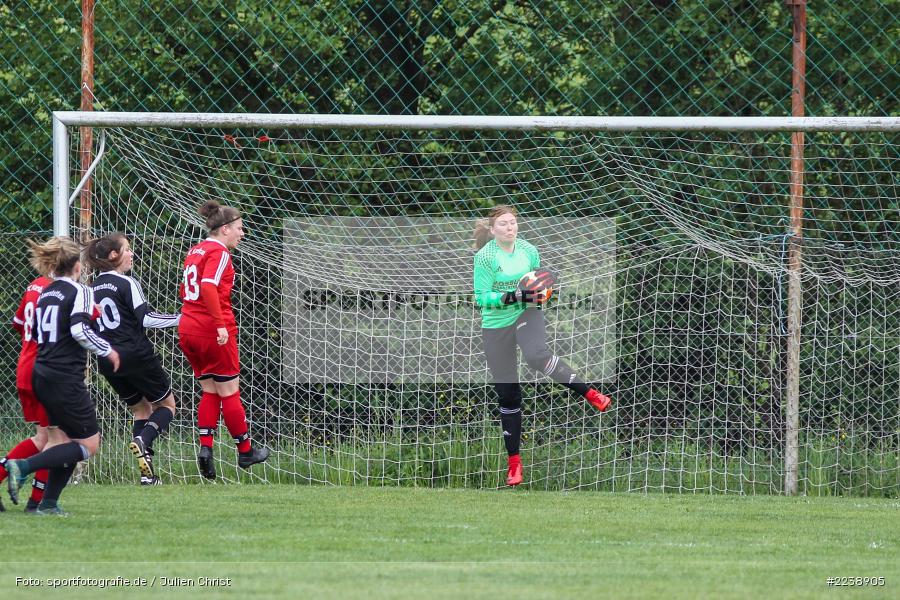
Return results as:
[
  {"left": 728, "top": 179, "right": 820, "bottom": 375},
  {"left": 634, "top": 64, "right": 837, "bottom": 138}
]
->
[{"left": 1, "top": 484, "right": 897, "bottom": 599}]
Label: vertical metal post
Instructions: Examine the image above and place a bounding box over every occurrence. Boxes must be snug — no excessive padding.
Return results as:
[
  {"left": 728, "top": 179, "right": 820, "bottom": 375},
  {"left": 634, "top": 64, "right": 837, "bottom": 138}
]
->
[
  {"left": 79, "top": 0, "right": 96, "bottom": 243},
  {"left": 784, "top": 0, "right": 807, "bottom": 496},
  {"left": 52, "top": 116, "right": 70, "bottom": 237}
]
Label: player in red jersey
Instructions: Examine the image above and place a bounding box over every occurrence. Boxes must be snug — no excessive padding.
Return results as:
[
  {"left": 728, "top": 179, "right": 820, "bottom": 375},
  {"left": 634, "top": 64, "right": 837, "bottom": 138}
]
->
[
  {"left": 178, "top": 201, "right": 269, "bottom": 479},
  {"left": 1, "top": 250, "right": 53, "bottom": 512}
]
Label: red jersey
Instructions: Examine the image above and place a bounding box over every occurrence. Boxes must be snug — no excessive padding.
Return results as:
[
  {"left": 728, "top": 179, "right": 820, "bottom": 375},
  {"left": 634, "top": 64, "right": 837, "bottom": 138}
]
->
[
  {"left": 12, "top": 276, "right": 52, "bottom": 389},
  {"left": 179, "top": 238, "right": 236, "bottom": 335}
]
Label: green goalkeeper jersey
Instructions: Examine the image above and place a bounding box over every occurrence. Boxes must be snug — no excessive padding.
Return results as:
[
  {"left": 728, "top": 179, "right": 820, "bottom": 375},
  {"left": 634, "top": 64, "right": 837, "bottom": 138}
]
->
[{"left": 473, "top": 238, "right": 541, "bottom": 329}]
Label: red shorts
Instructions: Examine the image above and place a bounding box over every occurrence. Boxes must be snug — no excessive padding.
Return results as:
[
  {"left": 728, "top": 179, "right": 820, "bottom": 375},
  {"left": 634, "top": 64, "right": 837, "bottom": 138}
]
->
[
  {"left": 16, "top": 355, "right": 35, "bottom": 390},
  {"left": 179, "top": 330, "right": 240, "bottom": 380},
  {"left": 18, "top": 386, "right": 50, "bottom": 427}
]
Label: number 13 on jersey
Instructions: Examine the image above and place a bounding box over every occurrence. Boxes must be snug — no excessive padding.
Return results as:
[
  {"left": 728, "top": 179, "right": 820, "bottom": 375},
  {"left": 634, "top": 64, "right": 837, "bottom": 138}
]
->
[{"left": 183, "top": 264, "right": 200, "bottom": 301}]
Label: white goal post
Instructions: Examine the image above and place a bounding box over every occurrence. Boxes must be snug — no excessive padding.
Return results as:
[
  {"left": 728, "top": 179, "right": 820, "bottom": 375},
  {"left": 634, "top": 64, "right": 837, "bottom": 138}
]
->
[{"left": 50, "top": 112, "right": 900, "bottom": 495}]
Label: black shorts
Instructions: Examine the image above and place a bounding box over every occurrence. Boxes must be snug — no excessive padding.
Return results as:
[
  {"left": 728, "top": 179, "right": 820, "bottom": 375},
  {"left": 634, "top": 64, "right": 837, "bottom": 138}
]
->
[
  {"left": 481, "top": 308, "right": 552, "bottom": 384},
  {"left": 32, "top": 366, "right": 99, "bottom": 440},
  {"left": 100, "top": 353, "right": 172, "bottom": 406}
]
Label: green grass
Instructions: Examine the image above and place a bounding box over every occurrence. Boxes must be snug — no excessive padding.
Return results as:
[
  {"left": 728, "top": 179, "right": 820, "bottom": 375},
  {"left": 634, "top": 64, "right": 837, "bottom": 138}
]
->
[
  {"left": 2, "top": 485, "right": 898, "bottom": 599},
  {"left": 8, "top": 429, "right": 894, "bottom": 496}
]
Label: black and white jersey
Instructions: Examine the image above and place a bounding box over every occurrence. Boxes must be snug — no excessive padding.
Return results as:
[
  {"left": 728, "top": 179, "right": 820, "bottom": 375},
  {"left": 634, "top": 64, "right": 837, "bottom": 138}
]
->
[
  {"left": 33, "top": 276, "right": 112, "bottom": 379},
  {"left": 91, "top": 271, "right": 180, "bottom": 359}
]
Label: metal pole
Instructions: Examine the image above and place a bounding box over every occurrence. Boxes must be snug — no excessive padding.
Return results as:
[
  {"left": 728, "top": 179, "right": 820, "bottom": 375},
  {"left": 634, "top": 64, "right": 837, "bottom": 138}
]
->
[
  {"left": 78, "top": 0, "right": 95, "bottom": 243},
  {"left": 68, "top": 131, "right": 107, "bottom": 206},
  {"left": 51, "top": 112, "right": 900, "bottom": 132},
  {"left": 784, "top": 0, "right": 807, "bottom": 496},
  {"left": 52, "top": 116, "right": 70, "bottom": 237}
]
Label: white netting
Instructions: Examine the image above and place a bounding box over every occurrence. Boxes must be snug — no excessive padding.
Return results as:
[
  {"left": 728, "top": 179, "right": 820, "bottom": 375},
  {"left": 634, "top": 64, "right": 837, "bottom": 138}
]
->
[{"left": 54, "top": 123, "right": 898, "bottom": 495}]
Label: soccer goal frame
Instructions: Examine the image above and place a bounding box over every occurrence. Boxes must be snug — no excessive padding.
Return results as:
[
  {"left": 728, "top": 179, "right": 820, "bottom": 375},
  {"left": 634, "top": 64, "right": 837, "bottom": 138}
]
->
[{"left": 51, "top": 112, "right": 900, "bottom": 495}]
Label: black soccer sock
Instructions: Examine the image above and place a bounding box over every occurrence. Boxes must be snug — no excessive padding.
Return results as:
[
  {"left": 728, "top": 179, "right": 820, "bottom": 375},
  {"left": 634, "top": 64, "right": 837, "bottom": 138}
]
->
[
  {"left": 132, "top": 419, "right": 148, "bottom": 439},
  {"left": 20, "top": 442, "right": 85, "bottom": 474},
  {"left": 543, "top": 356, "right": 590, "bottom": 396},
  {"left": 140, "top": 407, "right": 174, "bottom": 449},
  {"left": 500, "top": 408, "right": 522, "bottom": 456},
  {"left": 569, "top": 380, "right": 590, "bottom": 397},
  {"left": 38, "top": 462, "right": 77, "bottom": 508}
]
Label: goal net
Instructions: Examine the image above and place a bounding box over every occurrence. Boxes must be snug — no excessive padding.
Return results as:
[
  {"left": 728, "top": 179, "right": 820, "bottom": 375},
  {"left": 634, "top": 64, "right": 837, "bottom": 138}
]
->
[{"left": 51, "top": 115, "right": 899, "bottom": 495}]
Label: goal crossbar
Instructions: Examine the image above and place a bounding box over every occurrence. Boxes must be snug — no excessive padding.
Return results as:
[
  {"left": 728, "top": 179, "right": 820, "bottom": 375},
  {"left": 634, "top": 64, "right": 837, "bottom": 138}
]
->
[
  {"left": 53, "top": 111, "right": 900, "bottom": 131},
  {"left": 52, "top": 111, "right": 900, "bottom": 236}
]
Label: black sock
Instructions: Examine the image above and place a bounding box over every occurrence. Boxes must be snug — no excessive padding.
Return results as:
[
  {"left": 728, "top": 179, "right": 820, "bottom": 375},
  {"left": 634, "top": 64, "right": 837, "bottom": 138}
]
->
[
  {"left": 543, "top": 356, "right": 590, "bottom": 396},
  {"left": 140, "top": 408, "right": 174, "bottom": 449},
  {"left": 21, "top": 442, "right": 85, "bottom": 474},
  {"left": 500, "top": 409, "right": 522, "bottom": 456},
  {"left": 132, "top": 419, "right": 148, "bottom": 439},
  {"left": 39, "top": 462, "right": 77, "bottom": 508},
  {"left": 569, "top": 381, "right": 590, "bottom": 396},
  {"left": 32, "top": 472, "right": 47, "bottom": 498}
]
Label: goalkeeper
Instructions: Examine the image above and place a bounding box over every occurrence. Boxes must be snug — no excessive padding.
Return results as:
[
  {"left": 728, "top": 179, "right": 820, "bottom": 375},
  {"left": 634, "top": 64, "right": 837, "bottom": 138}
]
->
[{"left": 473, "top": 205, "right": 612, "bottom": 487}]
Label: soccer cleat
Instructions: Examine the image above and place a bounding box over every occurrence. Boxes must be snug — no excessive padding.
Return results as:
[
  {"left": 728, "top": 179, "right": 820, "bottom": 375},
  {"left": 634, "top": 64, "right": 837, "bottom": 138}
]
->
[
  {"left": 129, "top": 437, "right": 156, "bottom": 479},
  {"left": 506, "top": 459, "right": 523, "bottom": 487},
  {"left": 24, "top": 498, "right": 39, "bottom": 514},
  {"left": 5, "top": 460, "right": 27, "bottom": 505},
  {"left": 0, "top": 495, "right": 4, "bottom": 512},
  {"left": 140, "top": 476, "right": 162, "bottom": 486},
  {"left": 197, "top": 446, "right": 216, "bottom": 480},
  {"left": 585, "top": 389, "right": 612, "bottom": 412},
  {"left": 238, "top": 446, "right": 271, "bottom": 469},
  {"left": 34, "top": 505, "right": 69, "bottom": 517}
]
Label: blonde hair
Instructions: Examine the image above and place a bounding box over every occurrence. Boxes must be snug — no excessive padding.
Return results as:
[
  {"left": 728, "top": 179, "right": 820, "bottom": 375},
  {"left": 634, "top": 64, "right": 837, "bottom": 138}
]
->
[
  {"left": 472, "top": 205, "right": 518, "bottom": 250},
  {"left": 84, "top": 232, "right": 128, "bottom": 272},
  {"left": 199, "top": 200, "right": 241, "bottom": 232},
  {"left": 28, "top": 236, "right": 81, "bottom": 277}
]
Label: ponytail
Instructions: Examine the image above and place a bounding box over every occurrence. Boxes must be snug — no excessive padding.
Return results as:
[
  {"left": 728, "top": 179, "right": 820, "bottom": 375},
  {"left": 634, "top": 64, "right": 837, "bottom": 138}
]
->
[
  {"left": 84, "top": 232, "right": 128, "bottom": 272},
  {"left": 199, "top": 200, "right": 241, "bottom": 232},
  {"left": 28, "top": 236, "right": 81, "bottom": 277},
  {"left": 472, "top": 219, "right": 492, "bottom": 251}
]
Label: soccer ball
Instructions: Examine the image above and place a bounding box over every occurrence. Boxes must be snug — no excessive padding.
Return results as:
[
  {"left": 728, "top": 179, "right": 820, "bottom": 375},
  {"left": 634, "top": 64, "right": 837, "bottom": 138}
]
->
[{"left": 518, "top": 270, "right": 555, "bottom": 304}]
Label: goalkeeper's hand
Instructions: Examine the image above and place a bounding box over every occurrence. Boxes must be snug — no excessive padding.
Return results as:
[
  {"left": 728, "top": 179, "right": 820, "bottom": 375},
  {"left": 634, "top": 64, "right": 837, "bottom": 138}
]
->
[{"left": 519, "top": 268, "right": 557, "bottom": 293}]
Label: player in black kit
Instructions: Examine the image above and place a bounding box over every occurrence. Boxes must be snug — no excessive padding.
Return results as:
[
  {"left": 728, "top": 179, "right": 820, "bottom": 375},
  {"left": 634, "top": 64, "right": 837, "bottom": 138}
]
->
[
  {"left": 5, "top": 237, "right": 121, "bottom": 515},
  {"left": 86, "top": 233, "right": 180, "bottom": 485}
]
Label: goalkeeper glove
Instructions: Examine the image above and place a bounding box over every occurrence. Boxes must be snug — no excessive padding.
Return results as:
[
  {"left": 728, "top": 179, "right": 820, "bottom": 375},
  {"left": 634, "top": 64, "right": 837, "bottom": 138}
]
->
[{"left": 519, "top": 269, "right": 557, "bottom": 293}]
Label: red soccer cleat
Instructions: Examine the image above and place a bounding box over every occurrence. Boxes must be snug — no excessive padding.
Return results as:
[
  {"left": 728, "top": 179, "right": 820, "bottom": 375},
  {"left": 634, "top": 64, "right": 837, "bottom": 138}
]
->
[
  {"left": 585, "top": 389, "right": 612, "bottom": 412},
  {"left": 506, "top": 454, "right": 523, "bottom": 487}
]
